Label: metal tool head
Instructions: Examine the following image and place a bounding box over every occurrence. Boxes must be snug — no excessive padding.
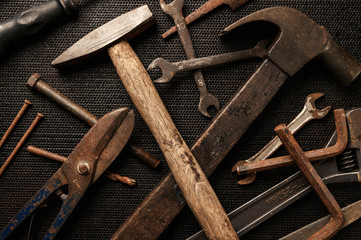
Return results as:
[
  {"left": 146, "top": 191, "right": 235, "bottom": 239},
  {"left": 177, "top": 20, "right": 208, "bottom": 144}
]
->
[
  {"left": 198, "top": 94, "right": 220, "bottom": 118},
  {"left": 159, "top": 0, "right": 185, "bottom": 15},
  {"left": 147, "top": 58, "right": 177, "bottom": 83},
  {"left": 306, "top": 93, "right": 332, "bottom": 119},
  {"left": 52, "top": 5, "right": 155, "bottom": 68},
  {"left": 224, "top": 0, "right": 249, "bottom": 10},
  {"left": 220, "top": 7, "right": 361, "bottom": 85}
]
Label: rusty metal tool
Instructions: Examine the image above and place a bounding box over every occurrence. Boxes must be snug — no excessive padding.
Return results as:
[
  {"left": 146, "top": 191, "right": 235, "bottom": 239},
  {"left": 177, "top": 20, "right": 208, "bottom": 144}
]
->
[
  {"left": 27, "top": 145, "right": 137, "bottom": 186},
  {"left": 0, "top": 100, "right": 32, "bottom": 150},
  {"left": 27, "top": 73, "right": 160, "bottom": 169},
  {"left": 281, "top": 199, "right": 361, "bottom": 240},
  {"left": 275, "top": 124, "right": 344, "bottom": 240},
  {"left": 51, "top": 6, "right": 361, "bottom": 240},
  {"left": 233, "top": 93, "right": 331, "bottom": 185},
  {"left": 188, "top": 108, "right": 361, "bottom": 240},
  {"left": 0, "top": 113, "right": 44, "bottom": 176},
  {"left": 148, "top": 38, "right": 270, "bottom": 83},
  {"left": 52, "top": 5, "right": 238, "bottom": 239},
  {"left": 162, "top": 0, "right": 250, "bottom": 39},
  {"left": 0, "top": 0, "right": 78, "bottom": 55},
  {"left": 236, "top": 109, "right": 348, "bottom": 174},
  {"left": 0, "top": 107, "right": 134, "bottom": 239},
  {"left": 159, "top": 0, "right": 220, "bottom": 118}
]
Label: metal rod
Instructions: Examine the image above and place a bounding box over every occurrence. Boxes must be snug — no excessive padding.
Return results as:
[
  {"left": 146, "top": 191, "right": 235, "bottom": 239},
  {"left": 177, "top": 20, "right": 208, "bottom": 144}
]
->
[
  {"left": 0, "top": 100, "right": 31, "bottom": 149},
  {"left": 27, "top": 145, "right": 137, "bottom": 186},
  {"left": 276, "top": 123, "right": 344, "bottom": 240},
  {"left": 0, "top": 113, "right": 43, "bottom": 176}
]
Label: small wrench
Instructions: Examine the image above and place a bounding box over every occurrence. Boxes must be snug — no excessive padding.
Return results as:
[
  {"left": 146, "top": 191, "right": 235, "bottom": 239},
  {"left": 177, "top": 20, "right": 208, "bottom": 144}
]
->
[
  {"left": 148, "top": 38, "right": 270, "bottom": 83},
  {"left": 159, "top": 0, "right": 220, "bottom": 118},
  {"left": 232, "top": 93, "right": 331, "bottom": 185}
]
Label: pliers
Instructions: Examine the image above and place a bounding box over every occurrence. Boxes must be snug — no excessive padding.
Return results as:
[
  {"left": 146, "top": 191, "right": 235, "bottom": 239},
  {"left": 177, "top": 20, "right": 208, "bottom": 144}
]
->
[{"left": 0, "top": 108, "right": 134, "bottom": 240}]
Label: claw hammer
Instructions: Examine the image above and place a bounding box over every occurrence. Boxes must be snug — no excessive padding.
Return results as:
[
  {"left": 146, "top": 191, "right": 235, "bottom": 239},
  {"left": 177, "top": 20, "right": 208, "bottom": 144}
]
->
[{"left": 52, "top": 5, "right": 238, "bottom": 239}]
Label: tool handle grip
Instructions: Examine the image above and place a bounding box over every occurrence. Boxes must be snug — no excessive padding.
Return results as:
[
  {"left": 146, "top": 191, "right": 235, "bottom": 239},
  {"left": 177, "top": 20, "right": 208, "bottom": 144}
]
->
[
  {"left": 108, "top": 40, "right": 238, "bottom": 240},
  {"left": 0, "top": 0, "right": 77, "bottom": 54}
]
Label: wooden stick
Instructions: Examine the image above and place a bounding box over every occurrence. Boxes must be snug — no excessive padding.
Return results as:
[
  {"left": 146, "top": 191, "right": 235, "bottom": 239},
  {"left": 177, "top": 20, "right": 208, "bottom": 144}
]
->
[{"left": 107, "top": 41, "right": 238, "bottom": 240}]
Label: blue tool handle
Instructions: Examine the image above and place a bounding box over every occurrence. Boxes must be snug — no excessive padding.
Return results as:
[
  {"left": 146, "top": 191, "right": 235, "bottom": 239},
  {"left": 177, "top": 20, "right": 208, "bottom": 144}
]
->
[
  {"left": 0, "top": 0, "right": 77, "bottom": 55},
  {"left": 0, "top": 176, "right": 62, "bottom": 239}
]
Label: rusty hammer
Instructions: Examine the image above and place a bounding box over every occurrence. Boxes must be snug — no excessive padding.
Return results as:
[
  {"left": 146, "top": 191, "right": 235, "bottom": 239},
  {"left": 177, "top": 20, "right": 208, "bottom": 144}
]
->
[{"left": 52, "top": 5, "right": 238, "bottom": 240}]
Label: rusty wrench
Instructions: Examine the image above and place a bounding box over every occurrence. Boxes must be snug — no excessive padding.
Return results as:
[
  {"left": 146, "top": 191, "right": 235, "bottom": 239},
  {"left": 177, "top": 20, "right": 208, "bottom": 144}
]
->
[
  {"left": 148, "top": 38, "right": 269, "bottom": 83},
  {"left": 232, "top": 93, "right": 331, "bottom": 185},
  {"left": 159, "top": 0, "right": 220, "bottom": 118}
]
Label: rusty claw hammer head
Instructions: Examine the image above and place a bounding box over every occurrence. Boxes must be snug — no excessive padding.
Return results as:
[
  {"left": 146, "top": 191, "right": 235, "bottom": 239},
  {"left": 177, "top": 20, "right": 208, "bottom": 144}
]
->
[{"left": 221, "top": 7, "right": 361, "bottom": 85}]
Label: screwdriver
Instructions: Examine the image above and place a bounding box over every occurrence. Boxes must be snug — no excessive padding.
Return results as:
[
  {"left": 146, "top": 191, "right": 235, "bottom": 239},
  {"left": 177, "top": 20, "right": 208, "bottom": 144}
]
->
[{"left": 0, "top": 0, "right": 78, "bottom": 55}]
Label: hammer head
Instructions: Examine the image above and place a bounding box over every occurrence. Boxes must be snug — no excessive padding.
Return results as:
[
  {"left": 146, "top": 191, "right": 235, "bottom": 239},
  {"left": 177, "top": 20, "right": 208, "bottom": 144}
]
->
[
  {"left": 221, "top": 7, "right": 361, "bottom": 85},
  {"left": 52, "top": 5, "right": 155, "bottom": 68}
]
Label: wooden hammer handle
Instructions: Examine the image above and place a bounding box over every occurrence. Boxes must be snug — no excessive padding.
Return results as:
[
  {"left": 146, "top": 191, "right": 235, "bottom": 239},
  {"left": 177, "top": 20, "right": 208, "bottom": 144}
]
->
[{"left": 107, "top": 41, "right": 238, "bottom": 240}]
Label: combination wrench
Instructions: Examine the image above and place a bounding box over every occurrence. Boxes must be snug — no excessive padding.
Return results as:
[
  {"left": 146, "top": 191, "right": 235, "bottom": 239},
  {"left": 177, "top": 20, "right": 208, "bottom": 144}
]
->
[
  {"left": 148, "top": 38, "right": 269, "bottom": 83},
  {"left": 232, "top": 93, "right": 331, "bottom": 185},
  {"left": 159, "top": 0, "right": 220, "bottom": 118},
  {"left": 187, "top": 107, "right": 361, "bottom": 240}
]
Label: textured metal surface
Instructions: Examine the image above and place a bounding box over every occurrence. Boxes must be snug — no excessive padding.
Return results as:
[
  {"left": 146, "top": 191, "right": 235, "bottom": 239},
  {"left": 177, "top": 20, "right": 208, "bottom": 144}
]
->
[{"left": 0, "top": 1, "right": 360, "bottom": 239}]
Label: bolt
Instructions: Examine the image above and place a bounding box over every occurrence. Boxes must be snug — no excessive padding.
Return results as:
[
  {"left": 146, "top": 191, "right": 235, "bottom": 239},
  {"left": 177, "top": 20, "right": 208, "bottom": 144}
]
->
[
  {"left": 0, "top": 100, "right": 32, "bottom": 149},
  {"left": 26, "top": 73, "right": 42, "bottom": 91},
  {"left": 0, "top": 113, "right": 44, "bottom": 176},
  {"left": 76, "top": 161, "right": 91, "bottom": 175}
]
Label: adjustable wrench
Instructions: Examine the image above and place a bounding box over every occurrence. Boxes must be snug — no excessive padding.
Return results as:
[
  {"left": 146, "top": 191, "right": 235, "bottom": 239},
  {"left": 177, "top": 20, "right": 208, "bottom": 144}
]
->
[
  {"left": 159, "top": 0, "right": 220, "bottom": 118},
  {"left": 148, "top": 39, "right": 269, "bottom": 83},
  {"left": 188, "top": 107, "right": 361, "bottom": 240},
  {"left": 232, "top": 93, "right": 331, "bottom": 185}
]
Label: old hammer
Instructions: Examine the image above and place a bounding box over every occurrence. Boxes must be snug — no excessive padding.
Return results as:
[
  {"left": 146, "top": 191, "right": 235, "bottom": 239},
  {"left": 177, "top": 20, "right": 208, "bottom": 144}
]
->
[{"left": 52, "top": 5, "right": 238, "bottom": 240}]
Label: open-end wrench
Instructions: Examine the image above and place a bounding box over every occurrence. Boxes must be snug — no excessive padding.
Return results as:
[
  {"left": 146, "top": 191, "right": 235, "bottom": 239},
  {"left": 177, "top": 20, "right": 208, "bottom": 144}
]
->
[
  {"left": 148, "top": 38, "right": 270, "bottom": 83},
  {"left": 159, "top": 0, "right": 220, "bottom": 118},
  {"left": 232, "top": 93, "right": 331, "bottom": 185},
  {"left": 162, "top": 0, "right": 250, "bottom": 39},
  {"left": 187, "top": 108, "right": 361, "bottom": 240}
]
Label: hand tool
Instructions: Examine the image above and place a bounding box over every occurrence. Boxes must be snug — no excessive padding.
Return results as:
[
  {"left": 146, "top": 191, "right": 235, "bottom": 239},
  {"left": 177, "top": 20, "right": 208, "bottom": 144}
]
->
[
  {"left": 27, "top": 73, "right": 160, "bottom": 169},
  {"left": 51, "top": 6, "right": 361, "bottom": 240},
  {"left": 233, "top": 93, "right": 331, "bottom": 185},
  {"left": 275, "top": 123, "right": 343, "bottom": 240},
  {"left": 159, "top": 0, "right": 220, "bottom": 118},
  {"left": 52, "top": 5, "right": 238, "bottom": 239},
  {"left": 236, "top": 110, "right": 347, "bottom": 174},
  {"left": 27, "top": 145, "right": 137, "bottom": 186},
  {"left": 0, "top": 107, "right": 134, "bottom": 239},
  {"left": 188, "top": 108, "right": 361, "bottom": 240},
  {"left": 148, "top": 38, "right": 270, "bottom": 83},
  {"left": 161, "top": 0, "right": 250, "bottom": 39},
  {"left": 280, "top": 199, "right": 361, "bottom": 240},
  {"left": 0, "top": 0, "right": 77, "bottom": 55},
  {"left": 0, "top": 113, "right": 43, "bottom": 176},
  {"left": 0, "top": 100, "right": 31, "bottom": 150}
]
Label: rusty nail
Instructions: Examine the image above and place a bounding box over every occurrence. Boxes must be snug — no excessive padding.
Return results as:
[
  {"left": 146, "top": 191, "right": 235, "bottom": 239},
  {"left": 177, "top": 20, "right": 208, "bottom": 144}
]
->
[
  {"left": 237, "top": 109, "right": 347, "bottom": 174},
  {"left": 0, "top": 113, "right": 43, "bottom": 176},
  {"left": 276, "top": 124, "right": 344, "bottom": 240},
  {"left": 0, "top": 100, "right": 32, "bottom": 149},
  {"left": 27, "top": 145, "right": 137, "bottom": 186},
  {"left": 129, "top": 144, "right": 160, "bottom": 168}
]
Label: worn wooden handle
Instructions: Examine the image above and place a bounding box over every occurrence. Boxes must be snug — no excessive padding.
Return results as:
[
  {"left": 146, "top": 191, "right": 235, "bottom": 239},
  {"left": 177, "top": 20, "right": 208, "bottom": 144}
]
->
[{"left": 107, "top": 41, "right": 238, "bottom": 240}]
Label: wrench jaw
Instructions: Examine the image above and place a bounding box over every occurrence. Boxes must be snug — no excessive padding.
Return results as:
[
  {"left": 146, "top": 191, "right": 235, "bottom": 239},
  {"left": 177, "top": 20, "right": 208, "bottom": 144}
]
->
[
  {"left": 159, "top": 0, "right": 185, "bottom": 15},
  {"left": 148, "top": 58, "right": 175, "bottom": 83},
  {"left": 306, "top": 93, "right": 332, "bottom": 119},
  {"left": 198, "top": 94, "right": 220, "bottom": 118}
]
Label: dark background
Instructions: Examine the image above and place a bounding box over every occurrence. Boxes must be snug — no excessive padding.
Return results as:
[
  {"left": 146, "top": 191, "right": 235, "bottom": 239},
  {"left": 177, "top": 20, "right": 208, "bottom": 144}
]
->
[{"left": 0, "top": 0, "right": 361, "bottom": 239}]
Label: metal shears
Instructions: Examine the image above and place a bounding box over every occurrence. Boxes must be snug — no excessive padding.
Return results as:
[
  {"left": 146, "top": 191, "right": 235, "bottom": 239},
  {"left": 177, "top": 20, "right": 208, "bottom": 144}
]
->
[{"left": 0, "top": 108, "right": 134, "bottom": 240}]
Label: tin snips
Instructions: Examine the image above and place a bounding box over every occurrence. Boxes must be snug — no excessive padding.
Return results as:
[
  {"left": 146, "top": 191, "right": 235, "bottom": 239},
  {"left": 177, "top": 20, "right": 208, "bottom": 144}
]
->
[{"left": 0, "top": 108, "right": 134, "bottom": 240}]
